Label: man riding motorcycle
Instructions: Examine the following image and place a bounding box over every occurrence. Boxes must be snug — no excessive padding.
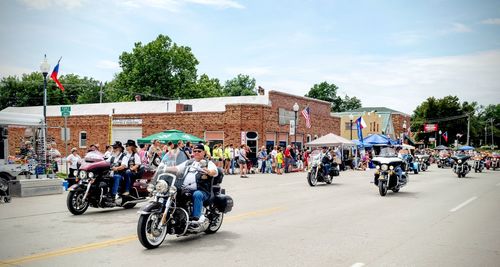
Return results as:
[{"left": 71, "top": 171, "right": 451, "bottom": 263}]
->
[
  {"left": 123, "top": 140, "right": 143, "bottom": 196},
  {"left": 107, "top": 141, "right": 126, "bottom": 202},
  {"left": 164, "top": 143, "right": 218, "bottom": 225}
]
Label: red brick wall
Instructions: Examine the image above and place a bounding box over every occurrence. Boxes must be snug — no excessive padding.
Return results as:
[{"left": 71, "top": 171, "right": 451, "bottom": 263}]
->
[
  {"left": 7, "top": 92, "right": 341, "bottom": 157},
  {"left": 391, "top": 113, "right": 412, "bottom": 138}
]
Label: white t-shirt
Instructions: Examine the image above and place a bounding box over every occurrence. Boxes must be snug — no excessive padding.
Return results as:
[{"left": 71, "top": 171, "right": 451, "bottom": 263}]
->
[
  {"left": 66, "top": 154, "right": 81, "bottom": 169},
  {"left": 271, "top": 149, "right": 278, "bottom": 160},
  {"left": 121, "top": 152, "right": 141, "bottom": 168},
  {"left": 177, "top": 160, "right": 218, "bottom": 191},
  {"left": 234, "top": 148, "right": 240, "bottom": 158}
]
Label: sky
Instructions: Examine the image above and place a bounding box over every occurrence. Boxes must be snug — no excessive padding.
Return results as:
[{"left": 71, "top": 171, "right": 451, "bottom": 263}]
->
[{"left": 1, "top": 0, "right": 500, "bottom": 114}]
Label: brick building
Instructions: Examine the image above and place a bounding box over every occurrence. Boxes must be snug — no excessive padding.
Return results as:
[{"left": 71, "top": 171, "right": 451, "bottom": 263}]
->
[{"left": 2, "top": 91, "right": 340, "bottom": 160}]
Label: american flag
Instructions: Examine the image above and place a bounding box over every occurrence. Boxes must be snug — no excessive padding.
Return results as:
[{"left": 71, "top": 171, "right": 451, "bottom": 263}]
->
[{"left": 302, "top": 106, "right": 311, "bottom": 128}]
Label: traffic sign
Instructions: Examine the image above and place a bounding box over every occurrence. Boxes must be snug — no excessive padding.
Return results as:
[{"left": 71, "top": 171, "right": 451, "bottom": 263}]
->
[{"left": 60, "top": 106, "right": 71, "bottom": 117}]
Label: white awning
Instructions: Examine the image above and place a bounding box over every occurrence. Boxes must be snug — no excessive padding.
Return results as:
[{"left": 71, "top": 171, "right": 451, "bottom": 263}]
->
[
  {"left": 0, "top": 112, "right": 43, "bottom": 126},
  {"left": 306, "top": 133, "right": 355, "bottom": 147}
]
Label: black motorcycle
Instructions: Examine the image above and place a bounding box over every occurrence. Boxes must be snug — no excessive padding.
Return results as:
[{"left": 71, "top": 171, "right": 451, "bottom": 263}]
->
[
  {"left": 451, "top": 155, "right": 471, "bottom": 178},
  {"left": 372, "top": 148, "right": 408, "bottom": 196},
  {"left": 437, "top": 156, "right": 452, "bottom": 168},
  {"left": 307, "top": 154, "right": 339, "bottom": 186},
  {"left": 137, "top": 160, "right": 233, "bottom": 249},
  {"left": 0, "top": 176, "right": 11, "bottom": 203},
  {"left": 473, "top": 157, "right": 484, "bottom": 173},
  {"left": 67, "top": 152, "right": 153, "bottom": 215},
  {"left": 416, "top": 154, "right": 430, "bottom": 172}
]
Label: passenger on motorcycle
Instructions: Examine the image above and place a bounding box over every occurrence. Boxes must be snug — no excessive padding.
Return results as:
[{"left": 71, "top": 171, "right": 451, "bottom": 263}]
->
[
  {"left": 319, "top": 147, "right": 331, "bottom": 177},
  {"left": 123, "top": 140, "right": 143, "bottom": 196},
  {"left": 107, "top": 141, "right": 126, "bottom": 201},
  {"left": 166, "top": 144, "right": 218, "bottom": 224}
]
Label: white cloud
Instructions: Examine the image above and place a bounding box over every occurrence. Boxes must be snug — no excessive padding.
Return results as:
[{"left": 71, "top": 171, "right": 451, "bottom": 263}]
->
[
  {"left": 96, "top": 60, "right": 120, "bottom": 70},
  {"left": 115, "top": 0, "right": 243, "bottom": 11},
  {"left": 0, "top": 65, "right": 32, "bottom": 78},
  {"left": 390, "top": 31, "right": 426, "bottom": 46},
  {"left": 18, "top": 0, "right": 85, "bottom": 9},
  {"left": 186, "top": 0, "right": 244, "bottom": 9},
  {"left": 247, "top": 50, "right": 500, "bottom": 114},
  {"left": 481, "top": 18, "right": 500, "bottom": 25},
  {"left": 450, "top": 23, "right": 472, "bottom": 33}
]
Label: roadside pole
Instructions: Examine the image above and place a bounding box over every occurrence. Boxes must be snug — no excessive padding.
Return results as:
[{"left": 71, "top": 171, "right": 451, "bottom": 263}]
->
[{"left": 64, "top": 116, "right": 68, "bottom": 174}]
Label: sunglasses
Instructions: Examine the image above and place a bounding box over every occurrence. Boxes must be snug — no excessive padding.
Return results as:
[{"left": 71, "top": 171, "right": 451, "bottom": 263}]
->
[{"left": 193, "top": 150, "right": 203, "bottom": 153}]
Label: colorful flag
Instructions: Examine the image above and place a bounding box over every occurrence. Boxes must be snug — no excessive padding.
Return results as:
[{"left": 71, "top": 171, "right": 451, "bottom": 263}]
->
[
  {"left": 442, "top": 131, "right": 448, "bottom": 142},
  {"left": 356, "top": 116, "right": 367, "bottom": 142},
  {"left": 302, "top": 106, "right": 311, "bottom": 128},
  {"left": 50, "top": 57, "right": 65, "bottom": 91}
]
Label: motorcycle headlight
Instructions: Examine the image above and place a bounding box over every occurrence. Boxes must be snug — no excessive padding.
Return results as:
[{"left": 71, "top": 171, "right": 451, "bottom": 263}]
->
[
  {"left": 147, "top": 184, "right": 155, "bottom": 192},
  {"left": 458, "top": 160, "right": 462, "bottom": 163},
  {"left": 79, "top": 171, "right": 87, "bottom": 179},
  {"left": 73, "top": 170, "right": 78, "bottom": 176},
  {"left": 381, "top": 164, "right": 388, "bottom": 171},
  {"left": 88, "top": 172, "right": 94, "bottom": 179},
  {"left": 376, "top": 165, "right": 380, "bottom": 170},
  {"left": 389, "top": 166, "right": 394, "bottom": 170},
  {"left": 156, "top": 180, "right": 168, "bottom": 194}
]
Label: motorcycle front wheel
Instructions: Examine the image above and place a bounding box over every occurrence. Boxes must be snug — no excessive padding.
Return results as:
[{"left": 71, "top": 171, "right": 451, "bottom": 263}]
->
[
  {"left": 137, "top": 212, "right": 168, "bottom": 249},
  {"left": 307, "top": 171, "right": 318, "bottom": 187},
  {"left": 205, "top": 210, "right": 224, "bottom": 234},
  {"left": 378, "top": 181, "right": 387, "bottom": 196},
  {"left": 67, "top": 190, "right": 89, "bottom": 215}
]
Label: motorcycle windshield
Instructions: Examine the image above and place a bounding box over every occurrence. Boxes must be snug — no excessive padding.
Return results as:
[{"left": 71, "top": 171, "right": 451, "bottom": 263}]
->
[
  {"left": 379, "top": 147, "right": 397, "bottom": 157},
  {"left": 84, "top": 151, "right": 104, "bottom": 162}
]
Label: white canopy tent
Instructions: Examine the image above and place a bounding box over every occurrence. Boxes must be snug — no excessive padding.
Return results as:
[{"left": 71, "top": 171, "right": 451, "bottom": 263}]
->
[
  {"left": 306, "top": 133, "right": 355, "bottom": 147},
  {"left": 0, "top": 112, "right": 43, "bottom": 126}
]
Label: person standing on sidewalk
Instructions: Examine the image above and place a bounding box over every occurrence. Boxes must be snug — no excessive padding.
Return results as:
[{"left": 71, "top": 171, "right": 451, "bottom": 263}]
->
[
  {"left": 258, "top": 146, "right": 268, "bottom": 174},
  {"left": 238, "top": 144, "right": 249, "bottom": 178}
]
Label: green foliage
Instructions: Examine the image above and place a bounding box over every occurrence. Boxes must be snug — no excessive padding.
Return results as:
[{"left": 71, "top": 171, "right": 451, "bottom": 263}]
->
[
  {"left": 223, "top": 74, "right": 257, "bottom": 96},
  {"left": 111, "top": 34, "right": 199, "bottom": 101},
  {"left": 411, "top": 96, "right": 498, "bottom": 147},
  {"left": 305, "top": 81, "right": 362, "bottom": 112},
  {"left": 185, "top": 74, "right": 224, "bottom": 98}
]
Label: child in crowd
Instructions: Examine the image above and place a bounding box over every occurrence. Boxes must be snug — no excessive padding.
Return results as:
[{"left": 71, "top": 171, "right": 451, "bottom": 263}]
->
[
  {"left": 265, "top": 155, "right": 273, "bottom": 173},
  {"left": 276, "top": 148, "right": 284, "bottom": 175}
]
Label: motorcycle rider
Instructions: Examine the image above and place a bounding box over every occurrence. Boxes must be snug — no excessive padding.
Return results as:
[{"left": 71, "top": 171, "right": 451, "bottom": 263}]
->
[
  {"left": 122, "top": 140, "right": 142, "bottom": 196},
  {"left": 318, "top": 147, "right": 331, "bottom": 177},
  {"left": 165, "top": 143, "right": 218, "bottom": 224},
  {"left": 107, "top": 141, "right": 126, "bottom": 201}
]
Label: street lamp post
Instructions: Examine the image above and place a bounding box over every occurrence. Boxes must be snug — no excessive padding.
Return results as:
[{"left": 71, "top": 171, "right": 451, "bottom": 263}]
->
[
  {"left": 293, "top": 103, "right": 299, "bottom": 148},
  {"left": 439, "top": 130, "right": 442, "bottom": 146},
  {"left": 402, "top": 120, "right": 407, "bottom": 144},
  {"left": 40, "top": 55, "right": 50, "bottom": 173},
  {"left": 349, "top": 114, "right": 354, "bottom": 140}
]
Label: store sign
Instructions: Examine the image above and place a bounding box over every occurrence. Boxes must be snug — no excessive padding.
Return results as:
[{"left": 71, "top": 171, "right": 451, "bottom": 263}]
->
[
  {"left": 423, "top": 124, "right": 438, "bottom": 132},
  {"left": 112, "top": 118, "right": 142, "bottom": 125},
  {"left": 289, "top": 120, "right": 295, "bottom": 135},
  {"left": 60, "top": 106, "right": 71, "bottom": 117}
]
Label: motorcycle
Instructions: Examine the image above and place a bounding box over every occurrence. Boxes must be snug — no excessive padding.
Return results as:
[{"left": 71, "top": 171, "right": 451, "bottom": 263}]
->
[
  {"left": 307, "top": 151, "right": 339, "bottom": 186},
  {"left": 137, "top": 159, "right": 233, "bottom": 249},
  {"left": 0, "top": 176, "right": 11, "bottom": 203},
  {"left": 437, "top": 156, "right": 451, "bottom": 168},
  {"left": 66, "top": 151, "right": 153, "bottom": 215},
  {"left": 416, "top": 154, "right": 430, "bottom": 172},
  {"left": 491, "top": 155, "right": 500, "bottom": 170},
  {"left": 372, "top": 147, "right": 408, "bottom": 196},
  {"left": 402, "top": 154, "right": 419, "bottom": 174},
  {"left": 472, "top": 156, "right": 484, "bottom": 173},
  {"left": 451, "top": 155, "right": 471, "bottom": 178}
]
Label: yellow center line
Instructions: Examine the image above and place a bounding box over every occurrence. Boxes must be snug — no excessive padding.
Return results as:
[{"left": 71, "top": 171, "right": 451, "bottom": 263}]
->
[{"left": 0, "top": 206, "right": 285, "bottom": 266}]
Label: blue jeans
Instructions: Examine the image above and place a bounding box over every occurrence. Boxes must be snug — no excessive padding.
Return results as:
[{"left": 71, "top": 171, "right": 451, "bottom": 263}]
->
[
  {"left": 260, "top": 160, "right": 266, "bottom": 173},
  {"left": 111, "top": 174, "right": 122, "bottom": 195},
  {"left": 323, "top": 163, "right": 330, "bottom": 177},
  {"left": 124, "top": 170, "right": 134, "bottom": 193},
  {"left": 230, "top": 159, "right": 235, "bottom": 174},
  {"left": 192, "top": 190, "right": 209, "bottom": 218}
]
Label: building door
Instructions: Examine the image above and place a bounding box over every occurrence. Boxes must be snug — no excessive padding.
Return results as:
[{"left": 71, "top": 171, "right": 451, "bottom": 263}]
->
[
  {"left": 246, "top": 131, "right": 258, "bottom": 162},
  {"left": 112, "top": 127, "right": 142, "bottom": 145}
]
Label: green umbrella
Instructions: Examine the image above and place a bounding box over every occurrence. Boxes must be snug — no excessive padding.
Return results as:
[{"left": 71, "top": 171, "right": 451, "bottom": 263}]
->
[{"left": 137, "top": 129, "right": 204, "bottom": 145}]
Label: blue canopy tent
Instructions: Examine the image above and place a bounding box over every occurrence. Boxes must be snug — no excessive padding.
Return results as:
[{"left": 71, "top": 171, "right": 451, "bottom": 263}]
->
[
  {"left": 364, "top": 134, "right": 393, "bottom": 146},
  {"left": 458, "top": 145, "right": 474, "bottom": 151},
  {"left": 352, "top": 139, "right": 373, "bottom": 148}
]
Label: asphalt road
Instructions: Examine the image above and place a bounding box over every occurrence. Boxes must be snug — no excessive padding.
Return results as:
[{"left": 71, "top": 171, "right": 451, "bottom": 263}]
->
[{"left": 0, "top": 165, "right": 499, "bottom": 267}]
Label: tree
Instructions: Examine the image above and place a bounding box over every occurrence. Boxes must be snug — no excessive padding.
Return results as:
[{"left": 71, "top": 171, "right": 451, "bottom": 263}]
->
[
  {"left": 305, "top": 81, "right": 362, "bottom": 112},
  {"left": 223, "top": 74, "right": 257, "bottom": 96},
  {"left": 110, "top": 34, "right": 199, "bottom": 101},
  {"left": 181, "top": 74, "right": 224, "bottom": 99},
  {"left": 411, "top": 96, "right": 487, "bottom": 147}
]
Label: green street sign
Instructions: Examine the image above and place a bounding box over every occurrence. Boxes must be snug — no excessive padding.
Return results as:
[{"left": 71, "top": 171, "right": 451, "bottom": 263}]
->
[{"left": 60, "top": 106, "right": 71, "bottom": 117}]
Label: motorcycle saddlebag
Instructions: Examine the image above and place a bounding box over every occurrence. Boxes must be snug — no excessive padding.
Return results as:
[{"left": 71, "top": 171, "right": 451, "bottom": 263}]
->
[{"left": 214, "top": 194, "right": 233, "bottom": 213}]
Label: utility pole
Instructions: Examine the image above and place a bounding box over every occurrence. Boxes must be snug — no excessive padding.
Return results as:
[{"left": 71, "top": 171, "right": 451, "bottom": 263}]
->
[
  {"left": 466, "top": 113, "right": 470, "bottom": 146},
  {"left": 485, "top": 125, "right": 487, "bottom": 146},
  {"left": 99, "top": 82, "right": 103, "bottom": 103},
  {"left": 492, "top": 118, "right": 495, "bottom": 148}
]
